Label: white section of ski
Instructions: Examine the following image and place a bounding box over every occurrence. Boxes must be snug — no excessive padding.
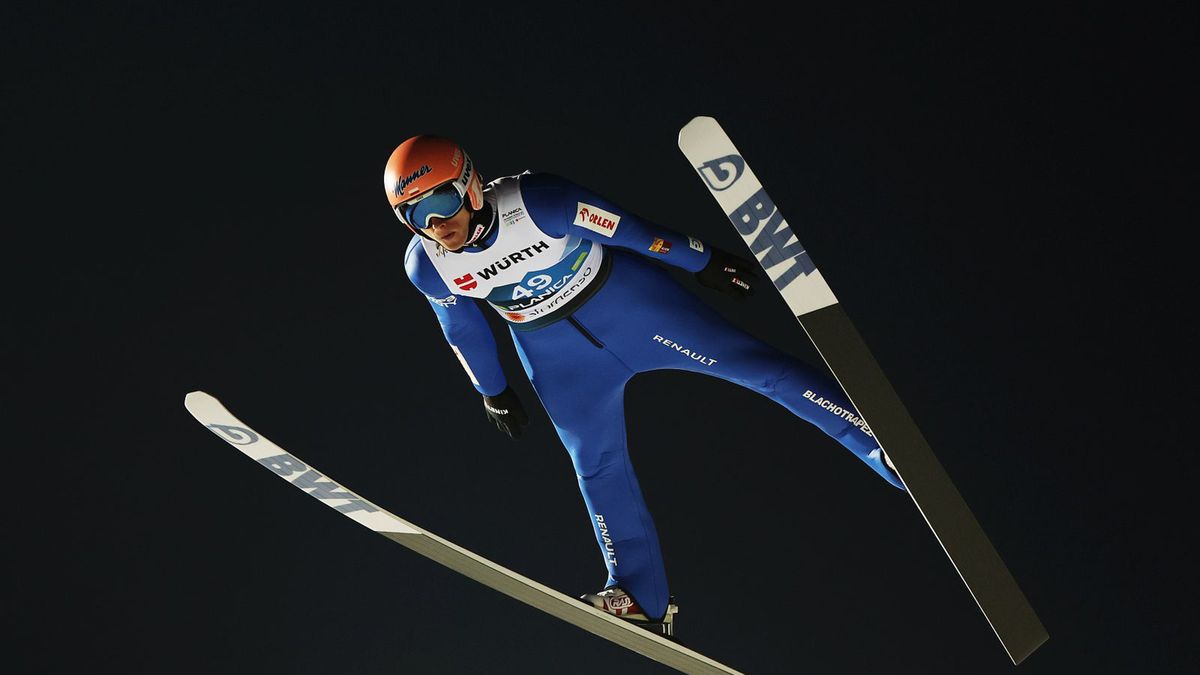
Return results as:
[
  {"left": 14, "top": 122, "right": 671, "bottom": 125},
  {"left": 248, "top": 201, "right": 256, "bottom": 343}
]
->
[
  {"left": 184, "top": 391, "right": 742, "bottom": 675},
  {"left": 678, "top": 116, "right": 839, "bottom": 316}
]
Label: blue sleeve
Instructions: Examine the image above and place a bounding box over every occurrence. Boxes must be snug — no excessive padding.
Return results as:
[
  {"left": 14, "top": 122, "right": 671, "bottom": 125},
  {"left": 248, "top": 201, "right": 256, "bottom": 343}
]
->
[
  {"left": 518, "top": 173, "right": 714, "bottom": 273},
  {"left": 404, "top": 238, "right": 508, "bottom": 397}
]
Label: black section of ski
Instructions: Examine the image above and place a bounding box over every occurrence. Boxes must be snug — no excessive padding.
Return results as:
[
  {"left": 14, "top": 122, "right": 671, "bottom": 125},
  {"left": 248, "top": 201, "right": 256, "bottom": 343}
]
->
[{"left": 798, "top": 303, "right": 1049, "bottom": 664}]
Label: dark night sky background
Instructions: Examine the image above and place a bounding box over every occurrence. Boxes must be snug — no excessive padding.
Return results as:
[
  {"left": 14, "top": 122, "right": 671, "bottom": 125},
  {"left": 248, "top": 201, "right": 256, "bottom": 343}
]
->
[{"left": 7, "top": 2, "right": 1195, "bottom": 674}]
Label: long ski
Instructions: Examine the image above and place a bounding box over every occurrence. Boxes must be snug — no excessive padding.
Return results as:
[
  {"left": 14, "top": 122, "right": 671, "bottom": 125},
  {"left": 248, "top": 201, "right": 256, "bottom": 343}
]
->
[
  {"left": 677, "top": 116, "right": 1048, "bottom": 664},
  {"left": 184, "top": 391, "right": 742, "bottom": 675}
]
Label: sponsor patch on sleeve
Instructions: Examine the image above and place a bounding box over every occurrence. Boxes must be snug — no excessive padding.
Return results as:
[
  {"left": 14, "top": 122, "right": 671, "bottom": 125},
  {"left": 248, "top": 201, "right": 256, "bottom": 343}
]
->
[
  {"left": 430, "top": 295, "right": 458, "bottom": 308},
  {"left": 648, "top": 237, "right": 672, "bottom": 254},
  {"left": 688, "top": 236, "right": 704, "bottom": 252},
  {"left": 574, "top": 202, "right": 620, "bottom": 238}
]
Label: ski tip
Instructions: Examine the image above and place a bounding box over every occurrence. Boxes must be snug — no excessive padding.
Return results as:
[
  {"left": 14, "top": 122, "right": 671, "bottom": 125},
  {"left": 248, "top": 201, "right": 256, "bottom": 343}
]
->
[
  {"left": 678, "top": 116, "right": 720, "bottom": 147},
  {"left": 184, "top": 391, "right": 219, "bottom": 415}
]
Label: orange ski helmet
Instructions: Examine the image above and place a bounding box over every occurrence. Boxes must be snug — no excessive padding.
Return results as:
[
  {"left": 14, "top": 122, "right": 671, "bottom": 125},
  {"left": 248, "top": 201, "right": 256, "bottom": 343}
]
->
[{"left": 383, "top": 136, "right": 485, "bottom": 236}]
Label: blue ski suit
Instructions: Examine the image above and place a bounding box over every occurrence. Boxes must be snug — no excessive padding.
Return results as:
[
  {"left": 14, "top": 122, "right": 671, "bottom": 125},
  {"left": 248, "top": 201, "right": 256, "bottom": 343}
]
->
[{"left": 404, "top": 172, "right": 905, "bottom": 621}]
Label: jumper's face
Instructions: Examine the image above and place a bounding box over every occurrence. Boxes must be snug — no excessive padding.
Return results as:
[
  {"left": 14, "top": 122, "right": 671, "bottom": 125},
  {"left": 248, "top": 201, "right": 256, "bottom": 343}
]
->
[{"left": 425, "top": 205, "right": 472, "bottom": 251}]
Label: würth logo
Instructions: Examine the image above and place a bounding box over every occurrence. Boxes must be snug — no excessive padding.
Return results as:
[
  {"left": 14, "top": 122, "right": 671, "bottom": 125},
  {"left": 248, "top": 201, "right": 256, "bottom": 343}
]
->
[
  {"left": 475, "top": 241, "right": 551, "bottom": 280},
  {"left": 454, "top": 273, "right": 477, "bottom": 291}
]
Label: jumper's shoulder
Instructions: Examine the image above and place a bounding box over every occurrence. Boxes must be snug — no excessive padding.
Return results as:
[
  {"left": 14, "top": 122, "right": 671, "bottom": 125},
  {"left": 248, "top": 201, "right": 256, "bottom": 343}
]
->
[
  {"left": 403, "top": 236, "right": 450, "bottom": 296},
  {"left": 509, "top": 172, "right": 586, "bottom": 236},
  {"left": 485, "top": 171, "right": 570, "bottom": 204},
  {"left": 513, "top": 171, "right": 578, "bottom": 203},
  {"left": 484, "top": 171, "right": 531, "bottom": 193}
]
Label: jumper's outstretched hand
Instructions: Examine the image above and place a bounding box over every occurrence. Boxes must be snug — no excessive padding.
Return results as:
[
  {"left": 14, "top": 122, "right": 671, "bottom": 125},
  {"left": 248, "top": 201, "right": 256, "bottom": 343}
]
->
[
  {"left": 694, "top": 247, "right": 758, "bottom": 298},
  {"left": 483, "top": 386, "right": 529, "bottom": 439}
]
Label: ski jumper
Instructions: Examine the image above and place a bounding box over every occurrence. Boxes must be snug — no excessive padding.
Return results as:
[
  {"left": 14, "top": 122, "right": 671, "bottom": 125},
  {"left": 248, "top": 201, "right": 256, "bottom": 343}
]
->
[{"left": 404, "top": 172, "right": 905, "bottom": 621}]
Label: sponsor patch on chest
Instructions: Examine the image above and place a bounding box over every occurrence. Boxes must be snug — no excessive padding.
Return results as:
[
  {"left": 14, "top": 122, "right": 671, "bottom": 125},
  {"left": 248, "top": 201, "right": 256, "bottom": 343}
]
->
[{"left": 574, "top": 202, "right": 620, "bottom": 238}]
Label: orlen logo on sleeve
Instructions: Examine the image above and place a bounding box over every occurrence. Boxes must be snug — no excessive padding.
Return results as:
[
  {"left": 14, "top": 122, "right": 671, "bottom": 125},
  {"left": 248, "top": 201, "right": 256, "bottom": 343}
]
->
[
  {"left": 574, "top": 202, "right": 620, "bottom": 238},
  {"left": 454, "top": 273, "right": 477, "bottom": 291}
]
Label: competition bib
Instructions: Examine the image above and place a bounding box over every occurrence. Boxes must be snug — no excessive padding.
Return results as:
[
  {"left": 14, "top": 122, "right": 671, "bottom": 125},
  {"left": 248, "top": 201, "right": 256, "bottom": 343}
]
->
[{"left": 423, "top": 175, "right": 607, "bottom": 326}]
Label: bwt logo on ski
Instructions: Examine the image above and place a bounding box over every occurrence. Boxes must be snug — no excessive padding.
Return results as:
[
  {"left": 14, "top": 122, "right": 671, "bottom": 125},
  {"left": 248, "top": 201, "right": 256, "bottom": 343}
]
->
[
  {"left": 206, "top": 423, "right": 259, "bottom": 445},
  {"left": 574, "top": 202, "right": 620, "bottom": 238},
  {"left": 595, "top": 514, "right": 618, "bottom": 566},
  {"left": 474, "top": 241, "right": 551, "bottom": 281},
  {"left": 258, "top": 452, "right": 380, "bottom": 515},
  {"left": 730, "top": 187, "right": 817, "bottom": 291},
  {"left": 696, "top": 152, "right": 817, "bottom": 291},
  {"left": 393, "top": 165, "right": 432, "bottom": 197},
  {"left": 698, "top": 154, "right": 745, "bottom": 191}
]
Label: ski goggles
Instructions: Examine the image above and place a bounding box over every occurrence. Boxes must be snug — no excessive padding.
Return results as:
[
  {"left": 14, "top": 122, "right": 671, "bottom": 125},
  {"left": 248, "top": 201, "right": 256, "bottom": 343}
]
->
[{"left": 394, "top": 181, "right": 466, "bottom": 230}]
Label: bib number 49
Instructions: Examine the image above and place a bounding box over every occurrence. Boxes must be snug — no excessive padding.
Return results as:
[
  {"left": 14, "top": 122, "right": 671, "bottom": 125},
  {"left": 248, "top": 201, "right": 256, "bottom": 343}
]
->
[{"left": 512, "top": 274, "right": 554, "bottom": 300}]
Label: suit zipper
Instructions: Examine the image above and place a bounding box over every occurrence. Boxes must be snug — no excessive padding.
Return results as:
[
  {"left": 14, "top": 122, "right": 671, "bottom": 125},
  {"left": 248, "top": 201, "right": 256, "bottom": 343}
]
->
[{"left": 566, "top": 315, "right": 605, "bottom": 349}]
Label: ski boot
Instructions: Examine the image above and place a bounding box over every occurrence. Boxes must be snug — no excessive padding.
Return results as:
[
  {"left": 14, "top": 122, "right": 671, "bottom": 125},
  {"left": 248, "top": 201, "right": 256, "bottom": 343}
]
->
[{"left": 580, "top": 586, "right": 679, "bottom": 639}]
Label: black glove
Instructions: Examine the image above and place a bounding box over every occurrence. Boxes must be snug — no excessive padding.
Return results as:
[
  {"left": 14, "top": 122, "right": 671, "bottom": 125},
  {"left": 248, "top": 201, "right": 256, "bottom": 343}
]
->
[
  {"left": 482, "top": 386, "right": 529, "bottom": 439},
  {"left": 694, "top": 247, "right": 758, "bottom": 298}
]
